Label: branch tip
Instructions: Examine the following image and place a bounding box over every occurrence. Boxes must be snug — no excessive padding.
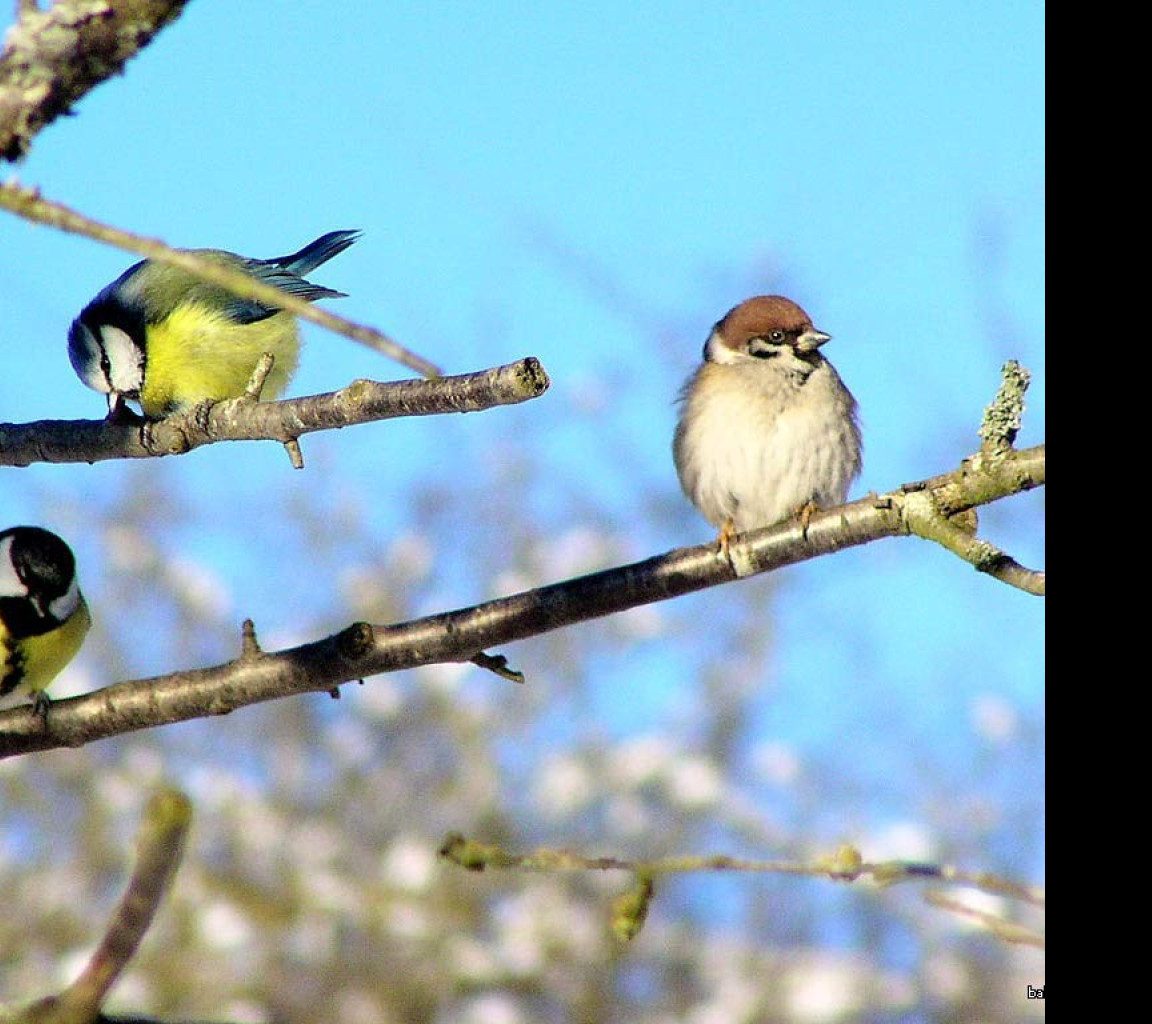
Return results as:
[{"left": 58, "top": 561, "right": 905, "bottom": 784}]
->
[
  {"left": 283, "top": 437, "right": 304, "bottom": 469},
  {"left": 979, "top": 359, "right": 1032, "bottom": 455},
  {"left": 470, "top": 651, "right": 525, "bottom": 683},
  {"left": 240, "top": 619, "right": 262, "bottom": 658},
  {"left": 244, "top": 352, "right": 276, "bottom": 401},
  {"left": 336, "top": 622, "right": 376, "bottom": 660},
  {"left": 611, "top": 874, "right": 655, "bottom": 943},
  {"left": 438, "top": 832, "right": 490, "bottom": 871},
  {"left": 517, "top": 356, "right": 551, "bottom": 395}
]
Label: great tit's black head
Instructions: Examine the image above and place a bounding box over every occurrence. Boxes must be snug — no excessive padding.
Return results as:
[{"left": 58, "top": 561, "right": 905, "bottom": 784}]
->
[{"left": 0, "top": 526, "right": 83, "bottom": 633}]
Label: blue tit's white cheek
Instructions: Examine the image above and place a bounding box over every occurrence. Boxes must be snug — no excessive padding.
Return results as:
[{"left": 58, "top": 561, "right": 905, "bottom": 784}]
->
[
  {"left": 0, "top": 536, "right": 24, "bottom": 598},
  {"left": 100, "top": 325, "right": 146, "bottom": 394},
  {"left": 68, "top": 321, "right": 110, "bottom": 394},
  {"left": 49, "top": 578, "right": 82, "bottom": 622}
]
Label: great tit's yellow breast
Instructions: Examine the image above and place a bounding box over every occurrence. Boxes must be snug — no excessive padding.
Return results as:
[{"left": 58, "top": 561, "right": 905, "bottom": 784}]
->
[
  {"left": 1, "top": 596, "right": 91, "bottom": 699},
  {"left": 139, "top": 303, "right": 301, "bottom": 417}
]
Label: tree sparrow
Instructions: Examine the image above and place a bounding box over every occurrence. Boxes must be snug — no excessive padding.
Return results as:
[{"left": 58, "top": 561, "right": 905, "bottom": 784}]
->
[{"left": 673, "top": 295, "right": 862, "bottom": 553}]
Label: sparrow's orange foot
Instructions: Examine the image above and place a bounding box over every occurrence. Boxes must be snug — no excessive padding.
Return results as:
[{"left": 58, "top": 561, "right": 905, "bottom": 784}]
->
[
  {"left": 795, "top": 500, "right": 819, "bottom": 539},
  {"left": 717, "top": 518, "right": 737, "bottom": 563}
]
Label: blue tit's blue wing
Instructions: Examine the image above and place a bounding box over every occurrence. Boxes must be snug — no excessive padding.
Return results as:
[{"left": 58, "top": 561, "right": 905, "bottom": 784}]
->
[{"left": 220, "top": 258, "right": 349, "bottom": 325}]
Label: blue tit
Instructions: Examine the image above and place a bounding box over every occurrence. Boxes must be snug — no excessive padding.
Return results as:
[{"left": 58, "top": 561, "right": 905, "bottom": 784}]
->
[
  {"left": 68, "top": 229, "right": 361, "bottom": 418},
  {"left": 0, "top": 526, "right": 91, "bottom": 713}
]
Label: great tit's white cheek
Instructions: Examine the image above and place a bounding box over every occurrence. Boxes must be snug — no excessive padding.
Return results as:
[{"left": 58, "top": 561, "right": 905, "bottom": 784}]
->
[
  {"left": 99, "top": 324, "right": 146, "bottom": 393},
  {"left": 49, "top": 578, "right": 82, "bottom": 622},
  {"left": 0, "top": 536, "right": 25, "bottom": 599}
]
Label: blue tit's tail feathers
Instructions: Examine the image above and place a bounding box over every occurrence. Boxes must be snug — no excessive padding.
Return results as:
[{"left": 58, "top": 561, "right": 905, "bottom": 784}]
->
[
  {"left": 224, "top": 230, "right": 362, "bottom": 323},
  {"left": 275, "top": 230, "right": 363, "bottom": 276}
]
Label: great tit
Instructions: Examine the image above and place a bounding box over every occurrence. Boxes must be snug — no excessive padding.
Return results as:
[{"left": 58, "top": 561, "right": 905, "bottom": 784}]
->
[
  {"left": 68, "top": 229, "right": 361, "bottom": 418},
  {"left": 0, "top": 526, "right": 91, "bottom": 713}
]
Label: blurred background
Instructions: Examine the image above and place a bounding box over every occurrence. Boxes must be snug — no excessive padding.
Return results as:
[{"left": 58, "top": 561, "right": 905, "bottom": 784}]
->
[{"left": 1, "top": 3, "right": 1044, "bottom": 1021}]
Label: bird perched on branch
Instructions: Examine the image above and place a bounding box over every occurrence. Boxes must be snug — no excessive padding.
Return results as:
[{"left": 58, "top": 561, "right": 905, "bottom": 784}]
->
[
  {"left": 673, "top": 295, "right": 862, "bottom": 553},
  {"left": 0, "top": 526, "right": 90, "bottom": 715},
  {"left": 68, "top": 229, "right": 361, "bottom": 418}
]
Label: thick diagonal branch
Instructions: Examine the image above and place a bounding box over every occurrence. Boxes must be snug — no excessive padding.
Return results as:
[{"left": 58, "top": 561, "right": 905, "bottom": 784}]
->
[{"left": 0, "top": 444, "right": 1045, "bottom": 757}]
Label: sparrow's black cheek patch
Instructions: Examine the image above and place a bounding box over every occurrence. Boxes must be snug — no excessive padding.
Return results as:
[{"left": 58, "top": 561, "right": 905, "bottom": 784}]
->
[{"left": 747, "top": 340, "right": 781, "bottom": 360}]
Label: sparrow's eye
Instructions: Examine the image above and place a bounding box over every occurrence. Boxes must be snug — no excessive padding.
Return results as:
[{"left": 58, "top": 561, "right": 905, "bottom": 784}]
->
[{"left": 767, "top": 329, "right": 786, "bottom": 343}]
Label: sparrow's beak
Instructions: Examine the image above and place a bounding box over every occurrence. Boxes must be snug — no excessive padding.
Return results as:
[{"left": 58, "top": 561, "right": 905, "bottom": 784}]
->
[{"left": 796, "top": 328, "right": 831, "bottom": 354}]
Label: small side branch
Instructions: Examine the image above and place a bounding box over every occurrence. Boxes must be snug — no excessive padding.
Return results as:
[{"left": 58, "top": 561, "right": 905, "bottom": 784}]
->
[
  {"left": 0, "top": 359, "right": 551, "bottom": 466},
  {"left": 898, "top": 361, "right": 1044, "bottom": 594},
  {"left": 470, "top": 651, "right": 526, "bottom": 683},
  {"left": 902, "top": 490, "right": 1045, "bottom": 595},
  {"left": 979, "top": 359, "right": 1031, "bottom": 456}
]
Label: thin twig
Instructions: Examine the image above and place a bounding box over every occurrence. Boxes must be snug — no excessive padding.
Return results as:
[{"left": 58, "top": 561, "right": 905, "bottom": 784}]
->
[
  {"left": 0, "top": 182, "right": 441, "bottom": 376},
  {"left": 924, "top": 891, "right": 1045, "bottom": 948},
  {"left": 439, "top": 834, "right": 1044, "bottom": 946}
]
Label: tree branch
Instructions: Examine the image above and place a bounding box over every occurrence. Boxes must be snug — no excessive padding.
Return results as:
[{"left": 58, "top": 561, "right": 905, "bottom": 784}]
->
[
  {"left": 901, "top": 489, "right": 1045, "bottom": 595},
  {"left": 0, "top": 182, "right": 442, "bottom": 377},
  {"left": 439, "top": 834, "right": 1044, "bottom": 947},
  {"left": 1, "top": 0, "right": 188, "bottom": 162},
  {"left": 0, "top": 443, "right": 1045, "bottom": 757},
  {"left": 895, "top": 360, "right": 1044, "bottom": 594},
  {"left": 11, "top": 788, "right": 191, "bottom": 1024},
  {"left": 923, "top": 891, "right": 1044, "bottom": 948},
  {"left": 0, "top": 358, "right": 550, "bottom": 466}
]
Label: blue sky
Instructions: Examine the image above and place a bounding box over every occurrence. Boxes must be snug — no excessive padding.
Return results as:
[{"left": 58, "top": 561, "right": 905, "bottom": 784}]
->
[{"left": 2, "top": 0, "right": 1043, "bottom": 873}]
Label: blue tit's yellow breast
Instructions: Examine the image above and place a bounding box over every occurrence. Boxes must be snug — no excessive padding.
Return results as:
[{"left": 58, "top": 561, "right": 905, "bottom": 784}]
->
[{"left": 140, "top": 303, "right": 301, "bottom": 417}]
